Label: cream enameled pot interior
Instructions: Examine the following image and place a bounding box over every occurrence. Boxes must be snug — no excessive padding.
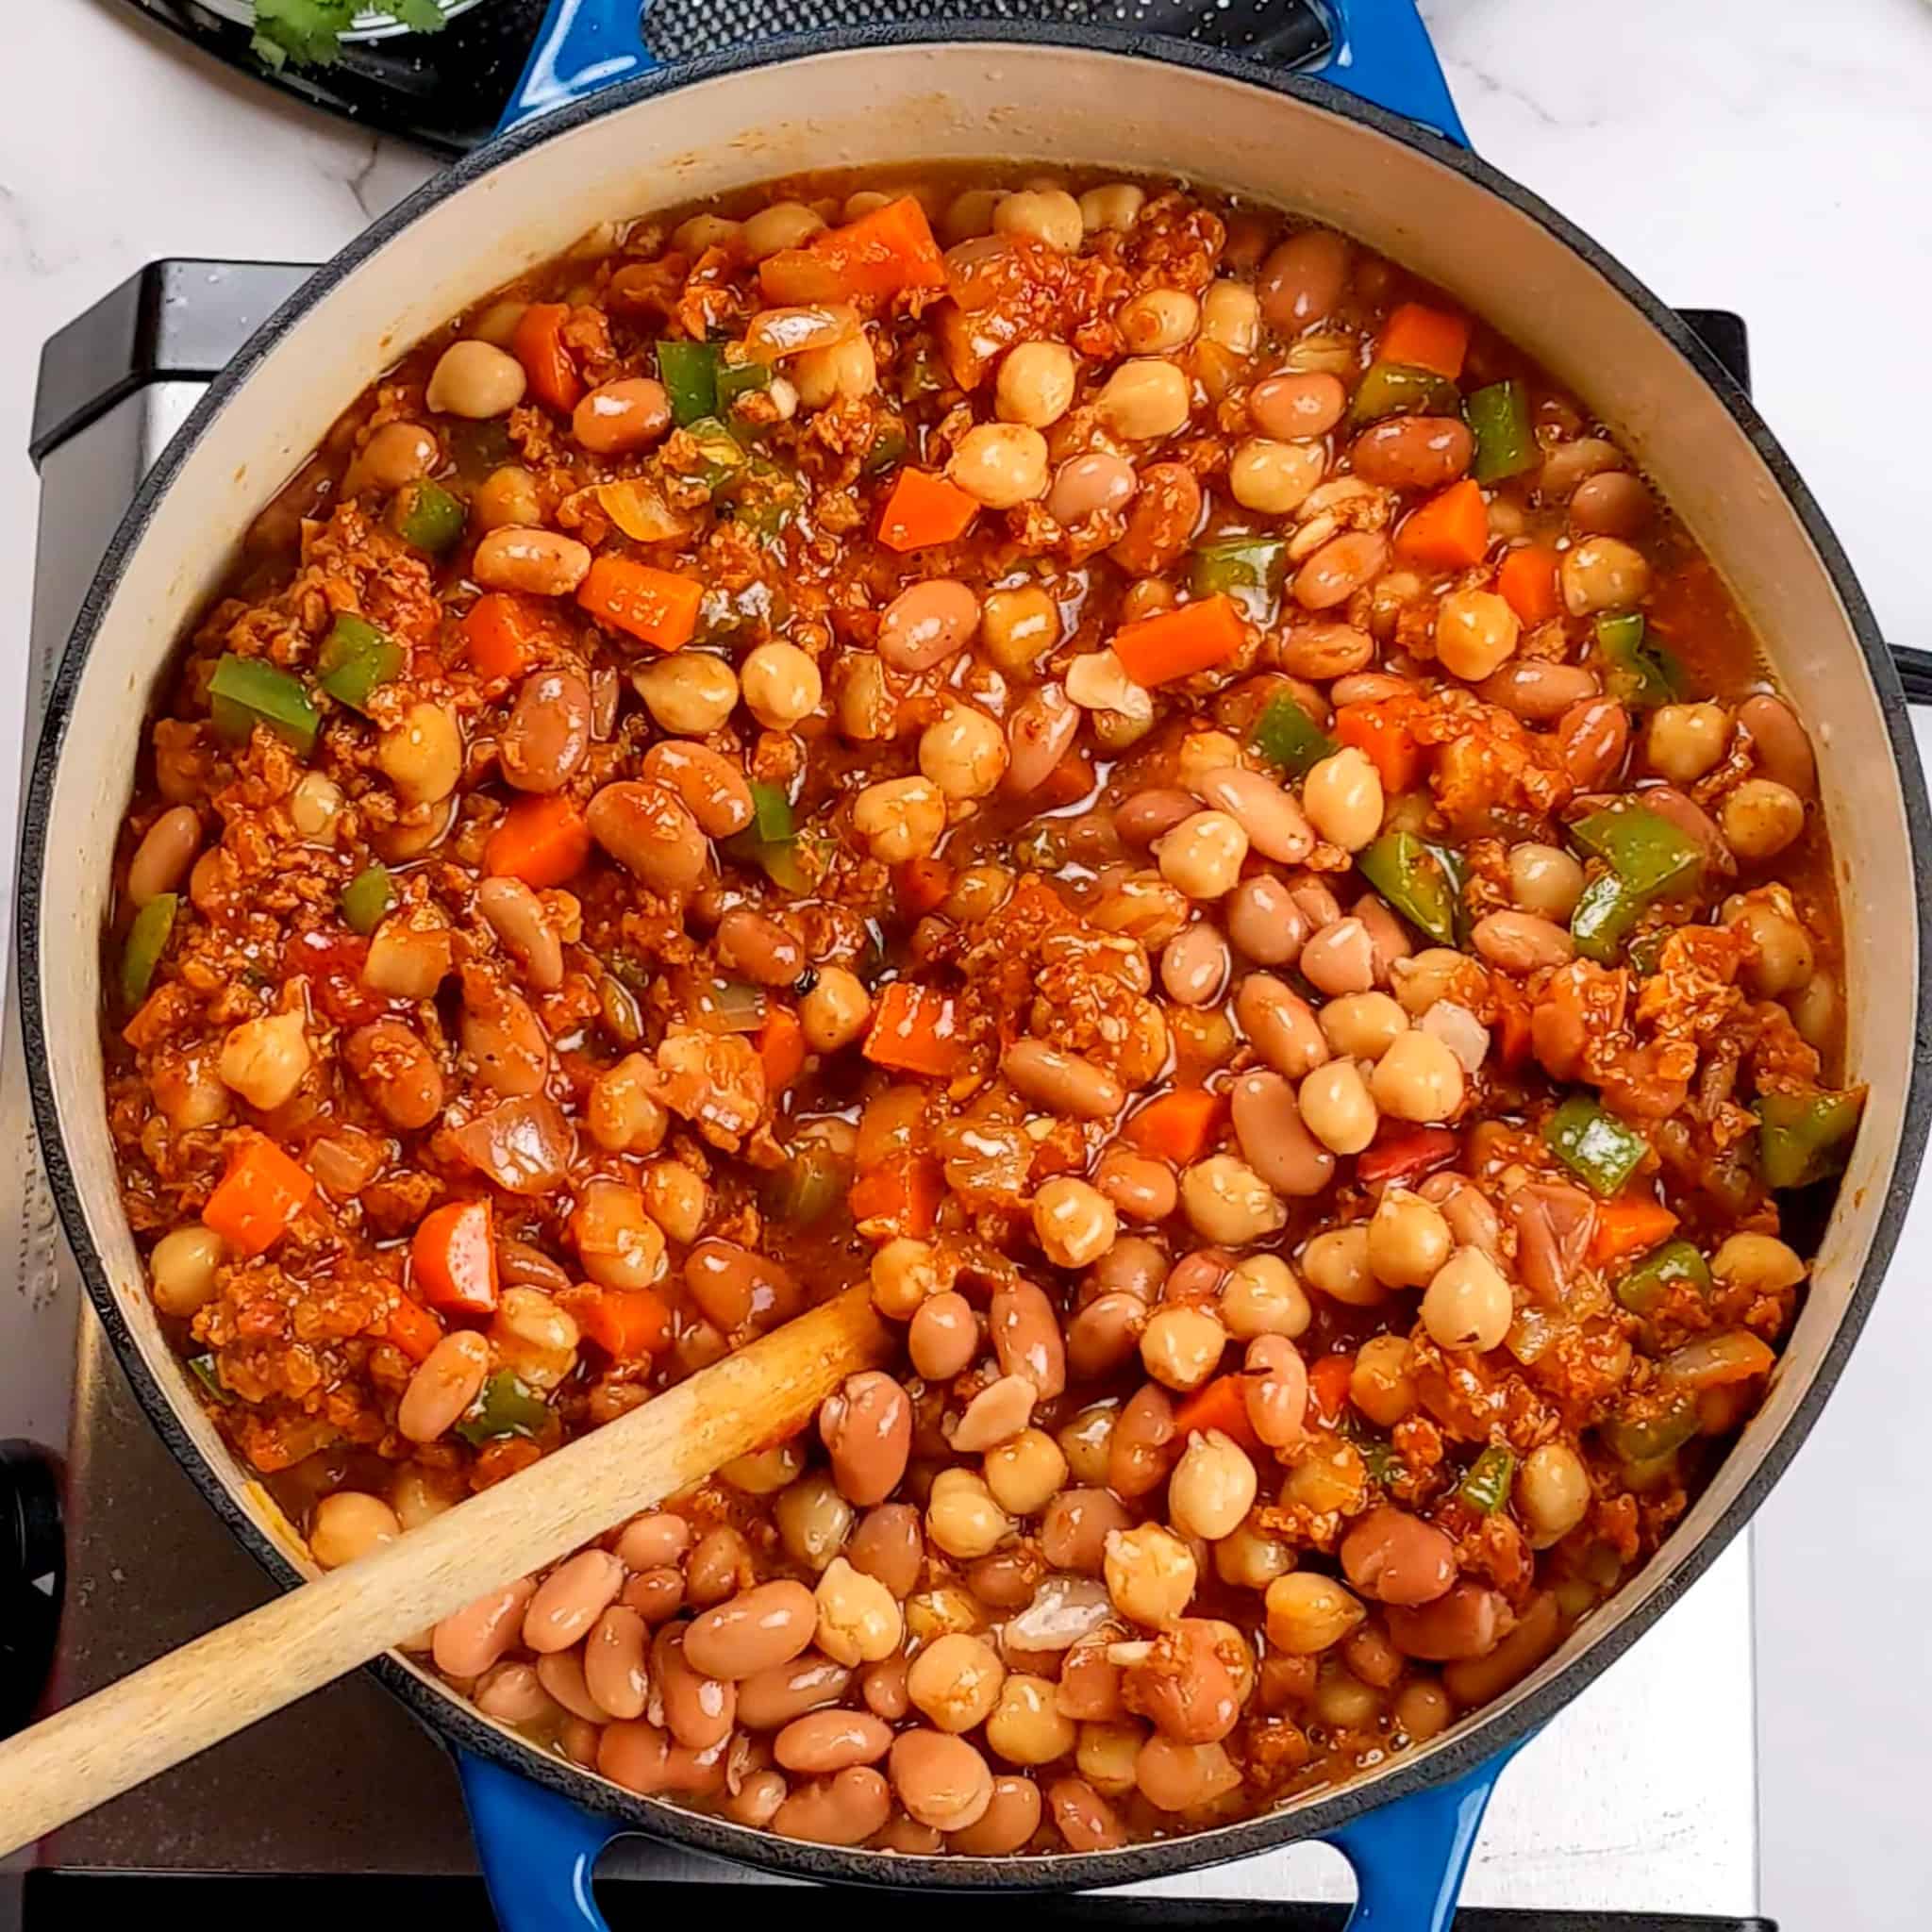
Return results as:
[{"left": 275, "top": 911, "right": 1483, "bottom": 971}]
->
[{"left": 33, "top": 40, "right": 1917, "bottom": 1842}]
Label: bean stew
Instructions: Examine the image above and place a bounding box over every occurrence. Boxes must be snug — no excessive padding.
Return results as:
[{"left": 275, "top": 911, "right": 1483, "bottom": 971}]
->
[{"left": 106, "top": 170, "right": 1860, "bottom": 1852}]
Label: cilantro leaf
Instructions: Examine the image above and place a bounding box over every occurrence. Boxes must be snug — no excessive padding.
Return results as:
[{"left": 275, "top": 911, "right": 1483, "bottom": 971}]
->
[
  {"left": 251, "top": 0, "right": 445, "bottom": 71},
  {"left": 392, "top": 0, "right": 450, "bottom": 29}
]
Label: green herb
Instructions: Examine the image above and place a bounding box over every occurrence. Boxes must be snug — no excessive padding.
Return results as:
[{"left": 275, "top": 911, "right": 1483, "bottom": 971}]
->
[
  {"left": 1457, "top": 1444, "right": 1516, "bottom": 1514},
  {"left": 121, "top": 894, "right": 179, "bottom": 1008},
  {"left": 1249, "top": 693, "right": 1336, "bottom": 777},
  {"left": 1190, "top": 537, "right": 1290, "bottom": 625},
  {"left": 1591, "top": 611, "right": 1684, "bottom": 710},
  {"left": 1615, "top": 1239, "right": 1711, "bottom": 1317},
  {"left": 188, "top": 1353, "right": 229, "bottom": 1401},
  {"left": 390, "top": 477, "right": 465, "bottom": 555},
  {"left": 1756, "top": 1089, "right": 1865, "bottom": 1191},
  {"left": 1544, "top": 1094, "right": 1651, "bottom": 1198},
  {"left": 455, "top": 1370, "right": 550, "bottom": 1446},
  {"left": 1357, "top": 832, "right": 1458, "bottom": 945},
  {"left": 317, "top": 613, "right": 403, "bottom": 714},
  {"left": 251, "top": 0, "right": 445, "bottom": 71},
  {"left": 1352, "top": 361, "right": 1460, "bottom": 425},
  {"left": 209, "top": 653, "right": 320, "bottom": 754},
  {"left": 339, "top": 864, "right": 394, "bottom": 937},
  {"left": 658, "top": 341, "right": 721, "bottom": 425}
]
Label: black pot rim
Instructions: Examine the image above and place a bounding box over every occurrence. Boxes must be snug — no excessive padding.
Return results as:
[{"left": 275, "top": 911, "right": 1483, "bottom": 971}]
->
[{"left": 22, "top": 21, "right": 1932, "bottom": 1892}]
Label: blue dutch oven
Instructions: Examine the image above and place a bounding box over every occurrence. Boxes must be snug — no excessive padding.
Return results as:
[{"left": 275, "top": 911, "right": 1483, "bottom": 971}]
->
[{"left": 20, "top": 2, "right": 1928, "bottom": 1927}]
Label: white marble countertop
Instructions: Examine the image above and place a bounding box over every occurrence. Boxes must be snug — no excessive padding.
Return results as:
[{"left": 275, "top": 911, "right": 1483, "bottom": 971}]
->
[{"left": 2, "top": 0, "right": 1930, "bottom": 1924}]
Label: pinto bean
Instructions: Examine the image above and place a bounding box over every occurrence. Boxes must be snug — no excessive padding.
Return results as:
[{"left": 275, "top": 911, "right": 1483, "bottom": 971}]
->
[
  {"left": 891, "top": 1731, "right": 994, "bottom": 1833},
  {"left": 433, "top": 1577, "right": 536, "bottom": 1679},
  {"left": 819, "top": 1371, "right": 913, "bottom": 1506},
  {"left": 500, "top": 670, "right": 590, "bottom": 794},
  {"left": 461, "top": 977, "right": 549, "bottom": 1097},
  {"left": 1231, "top": 1068, "right": 1336, "bottom": 1198},
  {"left": 1244, "top": 1334, "right": 1308, "bottom": 1449},
  {"left": 686, "top": 1239, "right": 802, "bottom": 1332},
  {"left": 1226, "top": 874, "right": 1309, "bottom": 966},
  {"left": 583, "top": 1606, "right": 650, "bottom": 1721},
  {"left": 1293, "top": 532, "right": 1389, "bottom": 611},
  {"left": 1739, "top": 693, "right": 1817, "bottom": 797},
  {"left": 640, "top": 741, "right": 756, "bottom": 838},
  {"left": 715, "top": 907, "right": 805, "bottom": 985},
  {"left": 399, "top": 1330, "right": 490, "bottom": 1443},
  {"left": 573, "top": 376, "right": 672, "bottom": 455},
  {"left": 1249, "top": 371, "right": 1346, "bottom": 440},
  {"left": 991, "top": 1278, "right": 1067, "bottom": 1399},
  {"left": 1568, "top": 471, "right": 1652, "bottom": 538},
  {"left": 654, "top": 1623, "right": 738, "bottom": 1749},
  {"left": 1277, "top": 622, "right": 1374, "bottom": 680},
  {"left": 1351, "top": 416, "right": 1474, "bottom": 490},
  {"left": 127, "top": 806, "right": 201, "bottom": 906},
  {"left": 1236, "top": 972, "right": 1329, "bottom": 1076},
  {"left": 343, "top": 1019, "right": 444, "bottom": 1131},
  {"left": 1066, "top": 1292, "right": 1151, "bottom": 1380},
  {"left": 773, "top": 1767, "right": 893, "bottom": 1845},
  {"left": 524, "top": 1550, "right": 626, "bottom": 1653},
  {"left": 1340, "top": 1506, "right": 1457, "bottom": 1607},
  {"left": 586, "top": 781, "right": 708, "bottom": 890},
  {"left": 1472, "top": 909, "right": 1574, "bottom": 971},
  {"left": 473, "top": 526, "right": 591, "bottom": 597},
  {"left": 1387, "top": 1581, "right": 1509, "bottom": 1662},
  {"left": 776, "top": 1709, "right": 894, "bottom": 1774},
  {"left": 877, "top": 578, "right": 980, "bottom": 673},
  {"left": 1478, "top": 660, "right": 1599, "bottom": 722},
  {"left": 736, "top": 1650, "right": 856, "bottom": 1728},
  {"left": 1002, "top": 1040, "right": 1124, "bottom": 1120},
  {"left": 908, "top": 1291, "right": 978, "bottom": 1380},
  {"left": 1115, "top": 787, "right": 1198, "bottom": 847},
  {"left": 1258, "top": 229, "right": 1351, "bottom": 328},
  {"left": 1109, "top": 462, "right": 1201, "bottom": 575},
  {"left": 1005, "top": 683, "right": 1080, "bottom": 796},
  {"left": 1049, "top": 450, "right": 1139, "bottom": 525},
  {"left": 1188, "top": 765, "right": 1314, "bottom": 863},
  {"left": 475, "top": 877, "right": 564, "bottom": 991},
  {"left": 1551, "top": 697, "right": 1631, "bottom": 789},
  {"left": 683, "top": 1579, "right": 818, "bottom": 1679}
]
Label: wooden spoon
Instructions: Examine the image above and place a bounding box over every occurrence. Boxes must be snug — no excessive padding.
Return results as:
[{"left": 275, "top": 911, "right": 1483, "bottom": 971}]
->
[{"left": 0, "top": 1284, "right": 889, "bottom": 1858}]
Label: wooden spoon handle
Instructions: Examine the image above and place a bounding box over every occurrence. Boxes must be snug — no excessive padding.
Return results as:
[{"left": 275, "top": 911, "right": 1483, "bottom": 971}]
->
[{"left": 0, "top": 1285, "right": 888, "bottom": 1858}]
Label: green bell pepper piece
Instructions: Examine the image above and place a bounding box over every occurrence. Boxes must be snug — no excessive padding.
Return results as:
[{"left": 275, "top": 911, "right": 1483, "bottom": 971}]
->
[
  {"left": 208, "top": 653, "right": 319, "bottom": 754},
  {"left": 861, "top": 418, "right": 909, "bottom": 477},
  {"left": 716, "top": 354, "right": 772, "bottom": 409},
  {"left": 316, "top": 613, "right": 404, "bottom": 714},
  {"left": 339, "top": 863, "right": 394, "bottom": 937},
  {"left": 1602, "top": 1402, "right": 1698, "bottom": 1465},
  {"left": 455, "top": 1370, "right": 551, "bottom": 1446},
  {"left": 187, "top": 1353, "right": 229, "bottom": 1402},
  {"left": 763, "top": 1140, "right": 844, "bottom": 1229},
  {"left": 658, "top": 341, "right": 720, "bottom": 425},
  {"left": 1756, "top": 1089, "right": 1865, "bottom": 1190},
  {"left": 444, "top": 416, "right": 513, "bottom": 481},
  {"left": 1352, "top": 361, "right": 1461, "bottom": 425},
  {"left": 724, "top": 781, "right": 808, "bottom": 892},
  {"left": 1567, "top": 804, "right": 1704, "bottom": 963},
  {"left": 1544, "top": 1093, "right": 1651, "bottom": 1197},
  {"left": 750, "top": 781, "right": 794, "bottom": 843},
  {"left": 1190, "top": 537, "right": 1290, "bottom": 625},
  {"left": 1249, "top": 693, "right": 1337, "bottom": 777},
  {"left": 681, "top": 415, "right": 749, "bottom": 496},
  {"left": 1358, "top": 832, "right": 1458, "bottom": 944},
  {"left": 390, "top": 478, "right": 465, "bottom": 555},
  {"left": 1457, "top": 1444, "right": 1516, "bottom": 1515},
  {"left": 1568, "top": 872, "right": 1645, "bottom": 964},
  {"left": 724, "top": 457, "right": 802, "bottom": 539},
  {"left": 1591, "top": 611, "right": 1684, "bottom": 710},
  {"left": 1615, "top": 1239, "right": 1712, "bottom": 1316},
  {"left": 121, "top": 892, "right": 178, "bottom": 1007},
  {"left": 1465, "top": 380, "right": 1538, "bottom": 484}
]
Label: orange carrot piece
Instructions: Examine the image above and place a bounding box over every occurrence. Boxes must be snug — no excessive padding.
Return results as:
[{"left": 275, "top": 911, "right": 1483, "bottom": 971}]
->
[
  {"left": 1173, "top": 1374, "right": 1261, "bottom": 1453},
  {"left": 877, "top": 469, "right": 979, "bottom": 552},
  {"left": 1377, "top": 301, "right": 1472, "bottom": 381},
  {"left": 759, "top": 1005, "right": 808, "bottom": 1092},
  {"left": 861, "top": 981, "right": 965, "bottom": 1078},
  {"left": 459, "top": 592, "right": 545, "bottom": 681},
  {"left": 1124, "top": 1089, "right": 1224, "bottom": 1166},
  {"left": 1395, "top": 478, "right": 1491, "bottom": 571},
  {"left": 1496, "top": 543, "right": 1562, "bottom": 626},
  {"left": 484, "top": 794, "right": 591, "bottom": 890},
  {"left": 759, "top": 194, "right": 947, "bottom": 304},
  {"left": 893, "top": 857, "right": 954, "bottom": 923},
  {"left": 1112, "top": 596, "right": 1244, "bottom": 690},
  {"left": 1591, "top": 1197, "right": 1680, "bottom": 1268},
  {"left": 849, "top": 1152, "right": 944, "bottom": 1240},
  {"left": 570, "top": 1285, "right": 674, "bottom": 1361},
  {"left": 511, "top": 302, "right": 582, "bottom": 412},
  {"left": 383, "top": 1295, "right": 444, "bottom": 1365},
  {"left": 202, "top": 1137, "right": 314, "bottom": 1258},
  {"left": 410, "top": 1199, "right": 499, "bottom": 1320},
  {"left": 1307, "top": 1353, "right": 1357, "bottom": 1429},
  {"left": 576, "top": 556, "right": 704, "bottom": 652},
  {"left": 1334, "top": 698, "right": 1424, "bottom": 794}
]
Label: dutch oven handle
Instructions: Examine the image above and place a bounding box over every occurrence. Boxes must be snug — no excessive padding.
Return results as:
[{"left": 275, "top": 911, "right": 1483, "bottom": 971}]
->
[{"left": 469, "top": 3, "right": 1508, "bottom": 1929}]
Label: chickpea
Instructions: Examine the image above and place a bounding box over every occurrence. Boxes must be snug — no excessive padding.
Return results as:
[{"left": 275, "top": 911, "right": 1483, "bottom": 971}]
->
[
  {"left": 1720, "top": 778, "right": 1806, "bottom": 860},
  {"left": 473, "top": 465, "right": 542, "bottom": 532},
  {"left": 1228, "top": 438, "right": 1325, "bottom": 515},
  {"left": 1509, "top": 842, "right": 1586, "bottom": 920},
  {"left": 218, "top": 1009, "right": 310, "bottom": 1111},
  {"left": 1366, "top": 1190, "right": 1453, "bottom": 1289},
  {"left": 1302, "top": 746, "right": 1384, "bottom": 851},
  {"left": 1435, "top": 589, "right": 1521, "bottom": 682},
  {"left": 425, "top": 340, "right": 526, "bottom": 418},
  {"left": 1158, "top": 811, "right": 1249, "bottom": 901},
  {"left": 994, "top": 187, "right": 1083, "bottom": 251},
  {"left": 1220, "top": 1254, "right": 1312, "bottom": 1341},
  {"left": 870, "top": 1237, "right": 940, "bottom": 1320},
  {"left": 1077, "top": 1720, "right": 1147, "bottom": 1797},
  {"left": 980, "top": 584, "right": 1061, "bottom": 676},
  {"left": 1791, "top": 971, "right": 1839, "bottom": 1052},
  {"left": 1370, "top": 1030, "right": 1465, "bottom": 1124},
  {"left": 1421, "top": 1246, "right": 1514, "bottom": 1351},
  {"left": 491, "top": 1286, "right": 580, "bottom": 1390},
  {"left": 919, "top": 704, "right": 1008, "bottom": 800},
  {"left": 1646, "top": 702, "right": 1731, "bottom": 783},
  {"left": 1301, "top": 1225, "right": 1380, "bottom": 1307},
  {"left": 639, "top": 1158, "right": 707, "bottom": 1245},
  {"left": 1117, "top": 289, "right": 1200, "bottom": 354},
  {"left": 1297, "top": 1059, "right": 1378, "bottom": 1156},
  {"left": 1319, "top": 991, "right": 1407, "bottom": 1061},
  {"left": 800, "top": 966, "right": 873, "bottom": 1054},
  {"left": 344, "top": 420, "right": 440, "bottom": 496},
  {"left": 150, "top": 1224, "right": 227, "bottom": 1318},
  {"left": 1104, "top": 1523, "right": 1197, "bottom": 1626},
  {"left": 1394, "top": 1678, "right": 1454, "bottom": 1742},
  {"left": 944, "top": 187, "right": 1002, "bottom": 242},
  {"left": 1264, "top": 1573, "right": 1365, "bottom": 1655},
  {"left": 947, "top": 423, "right": 1050, "bottom": 508},
  {"left": 673, "top": 212, "right": 741, "bottom": 254},
  {"left": 1710, "top": 1232, "right": 1807, "bottom": 1293},
  {"left": 1560, "top": 537, "right": 1651, "bottom": 616},
  {"left": 984, "top": 1428, "right": 1069, "bottom": 1517},
  {"left": 853, "top": 776, "right": 946, "bottom": 863},
  {"left": 288, "top": 772, "right": 343, "bottom": 841},
  {"left": 1729, "top": 900, "right": 1815, "bottom": 998},
  {"left": 1095, "top": 359, "right": 1192, "bottom": 441},
  {"left": 775, "top": 1472, "right": 856, "bottom": 1573},
  {"left": 1058, "top": 1407, "right": 1119, "bottom": 1487},
  {"left": 376, "top": 702, "right": 463, "bottom": 808},
  {"left": 986, "top": 1674, "right": 1077, "bottom": 1767},
  {"left": 815, "top": 1557, "right": 904, "bottom": 1666},
  {"left": 1034, "top": 1176, "right": 1118, "bottom": 1270},
  {"left": 792, "top": 333, "right": 877, "bottom": 409},
  {"left": 1200, "top": 280, "right": 1261, "bottom": 356},
  {"left": 1140, "top": 1304, "right": 1228, "bottom": 1392},
  {"left": 1350, "top": 1334, "right": 1418, "bottom": 1430},
  {"left": 570, "top": 1180, "right": 666, "bottom": 1292},
  {"left": 908, "top": 1632, "right": 1007, "bottom": 1733},
  {"left": 1215, "top": 1516, "right": 1294, "bottom": 1591},
  {"left": 1517, "top": 1441, "right": 1591, "bottom": 1546},
  {"left": 1168, "top": 1429, "right": 1258, "bottom": 1541},
  {"left": 741, "top": 641, "right": 823, "bottom": 729},
  {"left": 633, "top": 653, "right": 740, "bottom": 736},
  {"left": 925, "top": 1468, "right": 1012, "bottom": 1561},
  {"left": 742, "top": 200, "right": 825, "bottom": 259},
  {"left": 1079, "top": 182, "right": 1145, "bottom": 233},
  {"left": 996, "top": 342, "right": 1078, "bottom": 428},
  {"left": 309, "top": 1491, "right": 401, "bottom": 1569},
  {"left": 1180, "top": 1155, "right": 1288, "bottom": 1244}
]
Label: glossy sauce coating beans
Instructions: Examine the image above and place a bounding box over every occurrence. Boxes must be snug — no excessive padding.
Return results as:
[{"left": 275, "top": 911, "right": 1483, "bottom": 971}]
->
[{"left": 116, "top": 168, "right": 1850, "bottom": 1864}]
